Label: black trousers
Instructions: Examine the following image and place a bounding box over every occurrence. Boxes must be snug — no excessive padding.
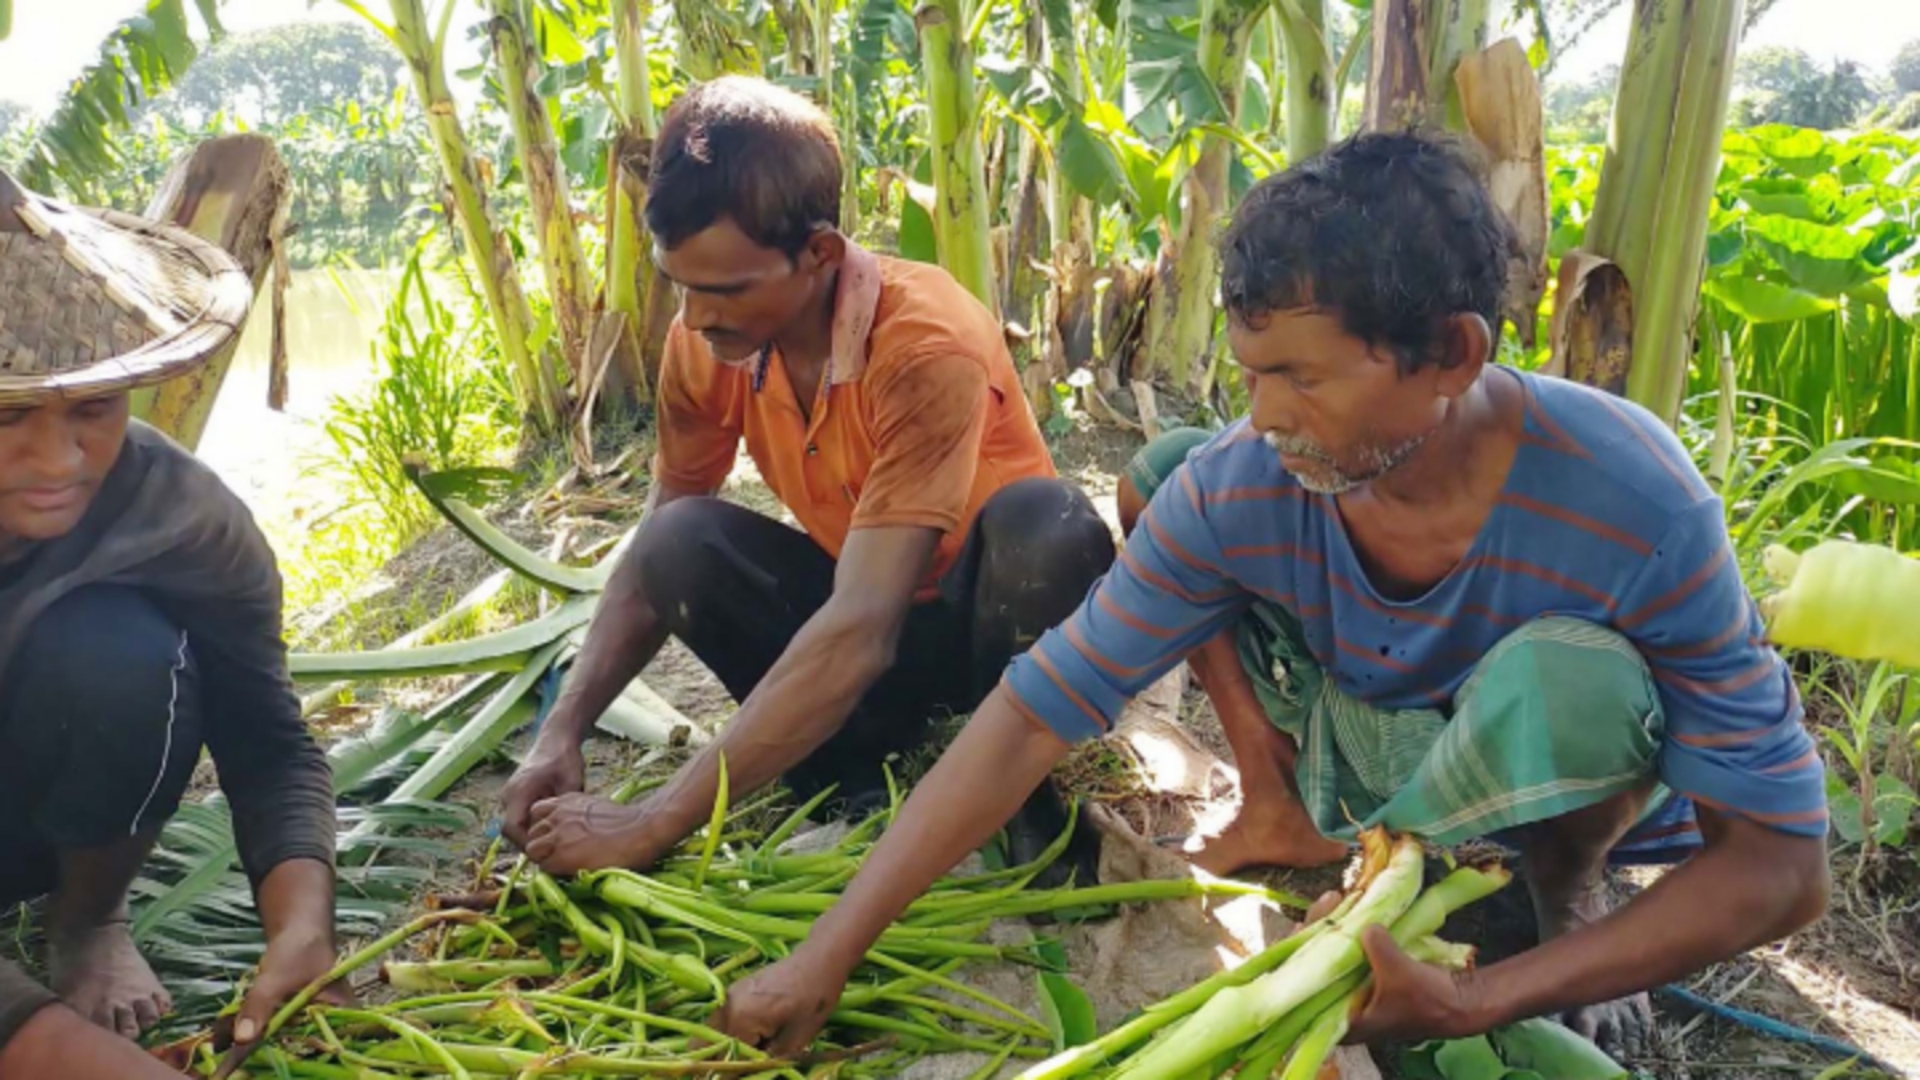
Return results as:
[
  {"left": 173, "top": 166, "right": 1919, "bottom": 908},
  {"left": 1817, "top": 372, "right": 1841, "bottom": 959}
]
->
[
  {"left": 631, "top": 477, "right": 1116, "bottom": 867},
  {"left": 0, "top": 587, "right": 203, "bottom": 905}
]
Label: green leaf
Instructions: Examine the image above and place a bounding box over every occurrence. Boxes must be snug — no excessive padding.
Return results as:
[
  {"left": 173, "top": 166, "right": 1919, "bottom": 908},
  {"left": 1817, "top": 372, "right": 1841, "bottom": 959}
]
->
[
  {"left": 1489, "top": 1019, "right": 1628, "bottom": 1078},
  {"left": 1549, "top": 221, "right": 1587, "bottom": 260},
  {"left": 1705, "top": 277, "right": 1837, "bottom": 323},
  {"left": 898, "top": 152, "right": 939, "bottom": 264},
  {"left": 1827, "top": 454, "right": 1920, "bottom": 506},
  {"left": 1058, "top": 117, "right": 1130, "bottom": 206},
  {"left": 1746, "top": 215, "right": 1878, "bottom": 297},
  {"left": 1738, "top": 178, "right": 1824, "bottom": 221},
  {"left": 1749, "top": 125, "right": 1836, "bottom": 179},
  {"left": 1031, "top": 939, "right": 1098, "bottom": 1051},
  {"left": 291, "top": 597, "right": 595, "bottom": 680},
  {"left": 408, "top": 463, "right": 605, "bottom": 594}
]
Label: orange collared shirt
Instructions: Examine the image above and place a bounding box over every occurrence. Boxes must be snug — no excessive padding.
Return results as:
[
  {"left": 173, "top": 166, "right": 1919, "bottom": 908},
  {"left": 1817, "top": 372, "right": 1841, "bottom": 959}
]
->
[{"left": 653, "top": 243, "right": 1056, "bottom": 589}]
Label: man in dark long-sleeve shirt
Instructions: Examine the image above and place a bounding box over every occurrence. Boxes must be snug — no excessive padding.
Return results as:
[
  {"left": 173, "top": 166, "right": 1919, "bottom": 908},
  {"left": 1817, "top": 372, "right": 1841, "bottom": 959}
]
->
[{"left": 0, "top": 173, "right": 340, "bottom": 1079}]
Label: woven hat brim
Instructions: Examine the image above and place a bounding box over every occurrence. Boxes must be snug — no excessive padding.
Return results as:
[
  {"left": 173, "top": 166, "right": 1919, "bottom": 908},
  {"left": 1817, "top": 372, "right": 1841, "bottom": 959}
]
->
[{"left": 0, "top": 204, "right": 253, "bottom": 409}]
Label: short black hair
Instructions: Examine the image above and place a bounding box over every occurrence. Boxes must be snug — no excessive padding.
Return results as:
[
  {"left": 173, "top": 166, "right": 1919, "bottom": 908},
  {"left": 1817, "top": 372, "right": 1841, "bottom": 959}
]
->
[
  {"left": 1218, "top": 131, "right": 1512, "bottom": 373},
  {"left": 646, "top": 76, "right": 842, "bottom": 258}
]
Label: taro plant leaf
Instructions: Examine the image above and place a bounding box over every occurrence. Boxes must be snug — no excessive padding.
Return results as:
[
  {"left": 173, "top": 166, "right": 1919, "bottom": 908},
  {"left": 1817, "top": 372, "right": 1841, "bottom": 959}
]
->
[
  {"left": 1748, "top": 125, "right": 1836, "bottom": 180},
  {"left": 1829, "top": 773, "right": 1919, "bottom": 848},
  {"left": 1746, "top": 215, "right": 1879, "bottom": 297},
  {"left": 1031, "top": 939, "right": 1098, "bottom": 1052},
  {"left": 1738, "top": 178, "right": 1826, "bottom": 221},
  {"left": 1705, "top": 278, "right": 1837, "bottom": 324},
  {"left": 1488, "top": 1019, "right": 1630, "bottom": 1078}
]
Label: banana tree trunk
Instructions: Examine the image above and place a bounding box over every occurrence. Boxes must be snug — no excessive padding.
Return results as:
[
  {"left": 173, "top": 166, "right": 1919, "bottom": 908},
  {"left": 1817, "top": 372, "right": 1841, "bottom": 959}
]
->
[
  {"left": 1364, "top": 0, "right": 1488, "bottom": 132},
  {"left": 916, "top": 0, "right": 998, "bottom": 311},
  {"left": 603, "top": 0, "right": 665, "bottom": 404},
  {"left": 130, "top": 134, "right": 288, "bottom": 450},
  {"left": 389, "top": 0, "right": 562, "bottom": 432},
  {"left": 1141, "top": 0, "right": 1265, "bottom": 389},
  {"left": 1278, "top": 0, "right": 1333, "bottom": 162},
  {"left": 1571, "top": 0, "right": 1743, "bottom": 425},
  {"left": 490, "top": 0, "right": 597, "bottom": 386}
]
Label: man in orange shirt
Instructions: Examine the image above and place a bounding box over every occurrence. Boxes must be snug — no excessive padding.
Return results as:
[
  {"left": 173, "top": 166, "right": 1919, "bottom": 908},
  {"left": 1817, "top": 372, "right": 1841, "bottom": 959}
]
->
[{"left": 500, "top": 76, "right": 1114, "bottom": 879}]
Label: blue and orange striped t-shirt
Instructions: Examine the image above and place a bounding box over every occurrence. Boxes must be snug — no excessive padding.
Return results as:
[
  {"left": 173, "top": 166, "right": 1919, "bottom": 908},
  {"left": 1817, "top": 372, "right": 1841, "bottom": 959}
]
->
[{"left": 1004, "top": 367, "right": 1827, "bottom": 838}]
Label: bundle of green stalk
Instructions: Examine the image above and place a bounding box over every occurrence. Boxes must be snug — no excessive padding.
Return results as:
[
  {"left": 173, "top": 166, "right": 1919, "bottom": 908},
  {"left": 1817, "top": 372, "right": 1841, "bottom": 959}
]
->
[
  {"left": 171, "top": 775, "right": 1306, "bottom": 1079},
  {"left": 1015, "top": 829, "right": 1512, "bottom": 1080}
]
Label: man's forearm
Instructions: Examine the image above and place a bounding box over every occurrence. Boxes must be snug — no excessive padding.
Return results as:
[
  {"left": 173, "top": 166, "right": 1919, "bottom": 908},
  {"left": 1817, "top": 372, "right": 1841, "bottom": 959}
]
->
[
  {"left": 636, "top": 601, "right": 904, "bottom": 845},
  {"left": 542, "top": 485, "right": 694, "bottom": 747},
  {"left": 256, "top": 857, "right": 337, "bottom": 948},
  {"left": 801, "top": 692, "right": 1071, "bottom": 976},
  {"left": 1464, "top": 819, "right": 1827, "bottom": 1031}
]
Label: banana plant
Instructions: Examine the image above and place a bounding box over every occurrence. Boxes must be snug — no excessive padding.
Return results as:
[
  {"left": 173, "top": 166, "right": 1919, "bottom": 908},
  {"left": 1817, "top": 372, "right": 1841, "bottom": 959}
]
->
[
  {"left": 1564, "top": 0, "right": 1744, "bottom": 425},
  {"left": 342, "top": 0, "right": 568, "bottom": 433},
  {"left": 19, "top": 0, "right": 224, "bottom": 199}
]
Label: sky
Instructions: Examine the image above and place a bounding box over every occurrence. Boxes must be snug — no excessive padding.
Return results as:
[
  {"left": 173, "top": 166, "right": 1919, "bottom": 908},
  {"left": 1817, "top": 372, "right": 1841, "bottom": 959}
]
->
[{"left": 3, "top": 0, "right": 1920, "bottom": 115}]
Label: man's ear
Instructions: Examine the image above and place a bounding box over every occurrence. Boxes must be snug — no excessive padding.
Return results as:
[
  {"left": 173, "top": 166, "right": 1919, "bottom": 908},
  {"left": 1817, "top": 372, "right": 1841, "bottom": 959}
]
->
[
  {"left": 803, "top": 228, "right": 847, "bottom": 273},
  {"left": 1436, "top": 312, "right": 1493, "bottom": 397}
]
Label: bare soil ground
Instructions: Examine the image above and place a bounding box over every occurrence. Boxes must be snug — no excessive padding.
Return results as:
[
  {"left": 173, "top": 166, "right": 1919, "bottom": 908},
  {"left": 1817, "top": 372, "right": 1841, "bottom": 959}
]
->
[{"left": 297, "top": 415, "right": 1920, "bottom": 1079}]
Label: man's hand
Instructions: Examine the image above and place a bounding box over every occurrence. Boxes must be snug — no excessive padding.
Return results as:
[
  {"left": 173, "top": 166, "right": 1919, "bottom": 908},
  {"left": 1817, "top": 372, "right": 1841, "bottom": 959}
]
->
[
  {"left": 710, "top": 947, "right": 854, "bottom": 1057},
  {"left": 211, "top": 929, "right": 353, "bottom": 1078},
  {"left": 503, "top": 738, "right": 588, "bottom": 850},
  {"left": 1346, "top": 925, "right": 1485, "bottom": 1045},
  {"left": 526, "top": 793, "right": 674, "bottom": 875}
]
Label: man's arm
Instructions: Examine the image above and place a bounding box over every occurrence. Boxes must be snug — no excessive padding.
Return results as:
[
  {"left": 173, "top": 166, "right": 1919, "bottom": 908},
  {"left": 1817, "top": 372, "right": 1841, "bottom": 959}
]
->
[
  {"left": 505, "top": 315, "right": 738, "bottom": 847},
  {"left": 501, "top": 480, "right": 712, "bottom": 846},
  {"left": 1351, "top": 805, "right": 1827, "bottom": 1041},
  {"left": 711, "top": 455, "right": 1255, "bottom": 1049},
  {"left": 524, "top": 524, "right": 941, "bottom": 873},
  {"left": 712, "top": 689, "right": 1070, "bottom": 1053}
]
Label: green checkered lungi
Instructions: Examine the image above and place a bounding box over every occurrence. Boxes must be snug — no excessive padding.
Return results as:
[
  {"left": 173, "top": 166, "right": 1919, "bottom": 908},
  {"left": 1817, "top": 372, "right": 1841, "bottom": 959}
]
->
[{"left": 1128, "top": 428, "right": 1671, "bottom": 847}]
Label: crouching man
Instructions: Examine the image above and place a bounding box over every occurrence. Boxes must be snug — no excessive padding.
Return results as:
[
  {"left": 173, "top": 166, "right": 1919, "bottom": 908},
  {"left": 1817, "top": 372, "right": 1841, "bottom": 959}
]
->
[
  {"left": 499, "top": 77, "right": 1115, "bottom": 881},
  {"left": 0, "top": 173, "right": 340, "bottom": 1079},
  {"left": 705, "top": 132, "right": 1829, "bottom": 1056}
]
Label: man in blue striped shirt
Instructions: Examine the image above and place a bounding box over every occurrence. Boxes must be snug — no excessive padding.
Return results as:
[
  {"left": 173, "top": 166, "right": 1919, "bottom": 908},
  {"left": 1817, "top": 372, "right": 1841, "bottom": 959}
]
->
[{"left": 710, "top": 132, "right": 1830, "bottom": 1056}]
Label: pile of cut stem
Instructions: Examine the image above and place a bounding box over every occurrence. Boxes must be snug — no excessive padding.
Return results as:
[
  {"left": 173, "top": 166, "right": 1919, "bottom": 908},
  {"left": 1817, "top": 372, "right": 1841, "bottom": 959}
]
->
[
  {"left": 1016, "top": 829, "right": 1512, "bottom": 1080},
  {"left": 175, "top": 772, "right": 1304, "bottom": 1078}
]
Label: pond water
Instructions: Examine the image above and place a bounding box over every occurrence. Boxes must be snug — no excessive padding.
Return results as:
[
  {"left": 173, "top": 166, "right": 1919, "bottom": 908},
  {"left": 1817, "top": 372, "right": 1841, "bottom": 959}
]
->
[{"left": 197, "top": 267, "right": 398, "bottom": 534}]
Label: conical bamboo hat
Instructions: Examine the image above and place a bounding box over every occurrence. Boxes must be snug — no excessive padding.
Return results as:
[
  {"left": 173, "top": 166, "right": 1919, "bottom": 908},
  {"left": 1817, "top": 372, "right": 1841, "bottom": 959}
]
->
[{"left": 0, "top": 169, "right": 252, "bottom": 407}]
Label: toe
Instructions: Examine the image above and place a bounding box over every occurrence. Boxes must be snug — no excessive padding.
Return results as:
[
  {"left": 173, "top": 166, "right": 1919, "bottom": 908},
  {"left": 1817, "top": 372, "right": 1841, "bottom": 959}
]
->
[
  {"left": 133, "top": 995, "right": 160, "bottom": 1032},
  {"left": 113, "top": 1003, "right": 139, "bottom": 1040}
]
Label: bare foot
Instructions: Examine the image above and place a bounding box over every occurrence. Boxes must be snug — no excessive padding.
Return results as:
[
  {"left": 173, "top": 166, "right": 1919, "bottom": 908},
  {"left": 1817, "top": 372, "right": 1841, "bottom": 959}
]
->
[
  {"left": 1529, "top": 871, "right": 1654, "bottom": 1059},
  {"left": 48, "top": 918, "right": 172, "bottom": 1039},
  {"left": 1173, "top": 804, "right": 1350, "bottom": 877}
]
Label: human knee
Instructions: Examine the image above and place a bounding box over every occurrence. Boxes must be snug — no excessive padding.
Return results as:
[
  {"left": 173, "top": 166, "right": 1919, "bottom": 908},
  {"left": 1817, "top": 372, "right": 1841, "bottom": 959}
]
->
[
  {"left": 5, "top": 587, "right": 202, "bottom": 843},
  {"left": 978, "top": 477, "right": 1115, "bottom": 581},
  {"left": 631, "top": 496, "right": 736, "bottom": 613},
  {"left": 10, "top": 587, "right": 192, "bottom": 722},
  {"left": 1477, "top": 617, "right": 1659, "bottom": 732}
]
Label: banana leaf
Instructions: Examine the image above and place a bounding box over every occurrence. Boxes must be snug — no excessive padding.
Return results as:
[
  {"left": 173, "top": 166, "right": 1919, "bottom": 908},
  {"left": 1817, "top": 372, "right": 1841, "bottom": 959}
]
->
[
  {"left": 289, "top": 596, "right": 595, "bottom": 680},
  {"left": 408, "top": 464, "right": 609, "bottom": 594}
]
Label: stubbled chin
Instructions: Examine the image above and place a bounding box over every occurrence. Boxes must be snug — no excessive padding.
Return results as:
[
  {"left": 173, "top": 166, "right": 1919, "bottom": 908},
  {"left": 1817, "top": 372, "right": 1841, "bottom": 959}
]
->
[{"left": 0, "top": 504, "right": 91, "bottom": 542}]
